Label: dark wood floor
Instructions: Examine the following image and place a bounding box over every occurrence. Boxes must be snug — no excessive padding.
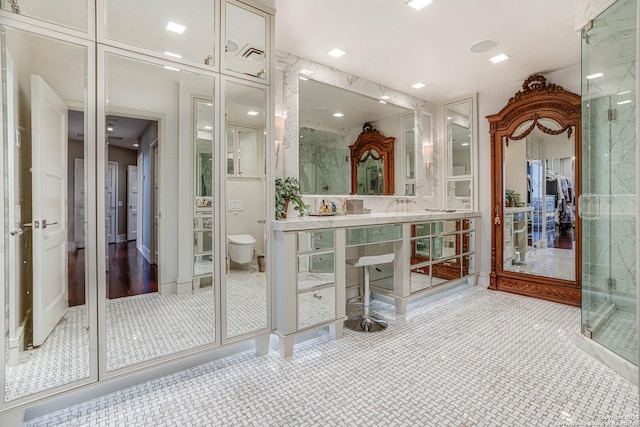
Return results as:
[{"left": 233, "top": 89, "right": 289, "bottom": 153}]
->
[
  {"left": 68, "top": 241, "right": 158, "bottom": 306},
  {"left": 551, "top": 227, "right": 574, "bottom": 250}
]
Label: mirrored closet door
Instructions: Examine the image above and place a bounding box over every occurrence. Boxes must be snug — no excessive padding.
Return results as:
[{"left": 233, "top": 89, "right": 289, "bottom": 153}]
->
[
  {"left": 1, "top": 24, "right": 96, "bottom": 402},
  {"left": 223, "top": 79, "right": 268, "bottom": 340},
  {"left": 101, "top": 51, "right": 216, "bottom": 372}
]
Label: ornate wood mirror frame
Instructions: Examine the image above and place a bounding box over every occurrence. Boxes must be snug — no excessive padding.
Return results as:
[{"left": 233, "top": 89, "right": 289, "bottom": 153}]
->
[
  {"left": 350, "top": 123, "right": 395, "bottom": 195},
  {"left": 487, "top": 75, "right": 581, "bottom": 306}
]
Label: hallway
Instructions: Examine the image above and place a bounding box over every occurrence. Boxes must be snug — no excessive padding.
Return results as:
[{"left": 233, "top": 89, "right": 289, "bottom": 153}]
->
[{"left": 25, "top": 285, "right": 638, "bottom": 426}]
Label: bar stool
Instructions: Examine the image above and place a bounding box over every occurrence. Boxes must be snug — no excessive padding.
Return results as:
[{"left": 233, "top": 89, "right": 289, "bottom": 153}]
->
[{"left": 345, "top": 253, "right": 394, "bottom": 332}]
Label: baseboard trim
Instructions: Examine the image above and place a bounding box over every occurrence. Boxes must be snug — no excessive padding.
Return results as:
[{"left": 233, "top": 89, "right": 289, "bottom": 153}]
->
[
  {"left": 141, "top": 246, "right": 151, "bottom": 263},
  {"left": 116, "top": 234, "right": 127, "bottom": 243}
]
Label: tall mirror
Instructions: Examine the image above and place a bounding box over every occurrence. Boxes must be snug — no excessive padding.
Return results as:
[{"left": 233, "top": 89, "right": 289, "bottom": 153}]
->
[
  {"left": 224, "top": 80, "right": 268, "bottom": 339},
  {"left": 403, "top": 114, "right": 416, "bottom": 196},
  {"left": 298, "top": 78, "right": 412, "bottom": 195},
  {"left": 2, "top": 25, "right": 92, "bottom": 401},
  {"left": 488, "top": 75, "right": 581, "bottom": 306},
  {"left": 104, "top": 53, "right": 216, "bottom": 371},
  {"left": 445, "top": 98, "right": 473, "bottom": 210}
]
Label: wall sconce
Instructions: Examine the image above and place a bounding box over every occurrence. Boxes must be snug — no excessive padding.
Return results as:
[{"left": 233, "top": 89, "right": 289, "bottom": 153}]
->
[
  {"left": 275, "top": 115, "right": 284, "bottom": 147},
  {"left": 423, "top": 144, "right": 434, "bottom": 165}
]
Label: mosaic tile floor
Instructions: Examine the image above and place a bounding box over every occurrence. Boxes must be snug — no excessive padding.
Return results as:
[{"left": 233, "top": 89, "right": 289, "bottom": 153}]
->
[
  {"left": 25, "top": 285, "right": 639, "bottom": 426},
  {"left": 593, "top": 308, "right": 638, "bottom": 364},
  {"left": 505, "top": 247, "right": 576, "bottom": 281},
  {"left": 6, "top": 266, "right": 266, "bottom": 400}
]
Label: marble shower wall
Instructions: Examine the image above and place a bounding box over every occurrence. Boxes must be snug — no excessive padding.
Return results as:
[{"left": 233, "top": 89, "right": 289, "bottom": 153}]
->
[
  {"left": 298, "top": 127, "right": 349, "bottom": 195},
  {"left": 275, "top": 51, "right": 440, "bottom": 215},
  {"left": 582, "top": 95, "right": 637, "bottom": 308}
]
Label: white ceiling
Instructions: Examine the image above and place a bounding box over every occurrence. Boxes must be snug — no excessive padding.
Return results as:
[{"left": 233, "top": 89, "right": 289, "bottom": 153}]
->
[{"left": 275, "top": 0, "right": 591, "bottom": 103}]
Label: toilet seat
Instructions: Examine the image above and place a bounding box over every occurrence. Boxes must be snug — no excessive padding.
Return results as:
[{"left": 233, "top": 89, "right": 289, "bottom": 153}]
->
[{"left": 228, "top": 234, "right": 256, "bottom": 245}]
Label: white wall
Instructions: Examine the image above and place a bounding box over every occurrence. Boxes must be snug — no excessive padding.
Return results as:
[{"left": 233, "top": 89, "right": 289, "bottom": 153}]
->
[{"left": 477, "top": 65, "right": 581, "bottom": 286}]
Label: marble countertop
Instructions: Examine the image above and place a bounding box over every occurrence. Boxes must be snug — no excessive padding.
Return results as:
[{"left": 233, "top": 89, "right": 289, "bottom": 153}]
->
[
  {"left": 272, "top": 210, "right": 481, "bottom": 231},
  {"left": 505, "top": 206, "right": 533, "bottom": 213}
]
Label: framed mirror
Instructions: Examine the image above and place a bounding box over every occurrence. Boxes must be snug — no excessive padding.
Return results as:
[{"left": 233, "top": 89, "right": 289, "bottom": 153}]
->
[
  {"left": 488, "top": 75, "right": 581, "bottom": 306},
  {"left": 350, "top": 123, "right": 395, "bottom": 195},
  {"left": 298, "top": 78, "right": 412, "bottom": 196}
]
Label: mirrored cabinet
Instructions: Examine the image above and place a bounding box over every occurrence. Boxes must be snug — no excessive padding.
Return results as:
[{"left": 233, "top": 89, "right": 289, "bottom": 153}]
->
[
  {"left": 0, "top": 0, "right": 274, "bottom": 413},
  {"left": 410, "top": 219, "right": 476, "bottom": 293},
  {"left": 223, "top": 0, "right": 269, "bottom": 81},
  {"left": 445, "top": 98, "right": 475, "bottom": 210}
]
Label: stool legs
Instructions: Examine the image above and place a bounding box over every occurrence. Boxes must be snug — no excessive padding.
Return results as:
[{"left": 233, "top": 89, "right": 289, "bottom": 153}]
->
[{"left": 345, "top": 265, "right": 388, "bottom": 332}]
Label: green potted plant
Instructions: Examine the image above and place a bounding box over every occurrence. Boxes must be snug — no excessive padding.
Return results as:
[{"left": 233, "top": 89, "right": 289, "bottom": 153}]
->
[
  {"left": 505, "top": 189, "right": 521, "bottom": 207},
  {"left": 275, "top": 177, "right": 309, "bottom": 220}
]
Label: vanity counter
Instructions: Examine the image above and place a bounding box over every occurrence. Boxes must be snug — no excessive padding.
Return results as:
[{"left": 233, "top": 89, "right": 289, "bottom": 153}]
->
[
  {"left": 272, "top": 210, "right": 480, "bottom": 231},
  {"left": 271, "top": 209, "right": 481, "bottom": 358}
]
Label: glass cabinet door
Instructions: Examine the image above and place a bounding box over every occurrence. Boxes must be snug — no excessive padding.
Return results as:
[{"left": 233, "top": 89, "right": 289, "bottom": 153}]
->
[
  {"left": 2, "top": 0, "right": 90, "bottom": 33},
  {"left": 445, "top": 98, "right": 475, "bottom": 210}
]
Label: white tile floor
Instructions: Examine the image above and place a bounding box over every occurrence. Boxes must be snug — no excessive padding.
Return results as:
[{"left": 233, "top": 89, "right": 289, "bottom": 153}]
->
[
  {"left": 24, "top": 285, "right": 639, "bottom": 426},
  {"left": 505, "top": 247, "right": 576, "bottom": 281}
]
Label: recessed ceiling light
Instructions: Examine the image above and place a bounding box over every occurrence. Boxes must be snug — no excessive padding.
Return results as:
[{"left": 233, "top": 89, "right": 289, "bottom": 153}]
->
[
  {"left": 166, "top": 21, "right": 186, "bottom": 34},
  {"left": 164, "top": 65, "right": 180, "bottom": 72},
  {"left": 411, "top": 83, "right": 426, "bottom": 89},
  {"left": 204, "top": 126, "right": 213, "bottom": 130},
  {"left": 447, "top": 116, "right": 452, "bottom": 120},
  {"left": 617, "top": 100, "right": 632, "bottom": 105},
  {"left": 299, "top": 76, "right": 309, "bottom": 81},
  {"left": 380, "top": 95, "right": 390, "bottom": 100},
  {"left": 133, "top": 143, "right": 139, "bottom": 147},
  {"left": 469, "top": 39, "right": 499, "bottom": 53},
  {"left": 489, "top": 53, "right": 510, "bottom": 63},
  {"left": 328, "top": 48, "right": 346, "bottom": 58},
  {"left": 247, "top": 111, "right": 259, "bottom": 116},
  {"left": 461, "top": 143, "right": 470, "bottom": 146},
  {"left": 107, "top": 126, "right": 114, "bottom": 132},
  {"left": 379, "top": 100, "right": 387, "bottom": 104},
  {"left": 300, "top": 69, "right": 310, "bottom": 75},
  {"left": 205, "top": 102, "right": 213, "bottom": 106},
  {"left": 164, "top": 51, "right": 182, "bottom": 59},
  {"left": 586, "top": 72, "right": 604, "bottom": 80},
  {"left": 406, "top": 0, "right": 433, "bottom": 11},
  {"left": 333, "top": 113, "right": 344, "bottom": 117},
  {"left": 617, "top": 90, "right": 631, "bottom": 95}
]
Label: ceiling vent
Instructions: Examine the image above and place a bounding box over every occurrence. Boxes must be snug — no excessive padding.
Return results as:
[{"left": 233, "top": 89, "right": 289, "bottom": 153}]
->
[{"left": 240, "top": 46, "right": 264, "bottom": 62}]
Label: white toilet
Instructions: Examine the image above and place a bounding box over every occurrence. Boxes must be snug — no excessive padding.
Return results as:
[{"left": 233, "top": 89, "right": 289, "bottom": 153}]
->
[{"left": 227, "top": 234, "right": 256, "bottom": 265}]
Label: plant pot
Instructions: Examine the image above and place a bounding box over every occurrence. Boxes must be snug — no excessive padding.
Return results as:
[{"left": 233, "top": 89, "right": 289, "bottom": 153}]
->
[{"left": 281, "top": 197, "right": 290, "bottom": 219}]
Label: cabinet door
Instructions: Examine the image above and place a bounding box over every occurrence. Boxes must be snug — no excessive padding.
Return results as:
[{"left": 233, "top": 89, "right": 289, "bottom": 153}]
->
[
  {"left": 297, "top": 251, "right": 335, "bottom": 291},
  {"left": 297, "top": 287, "right": 336, "bottom": 330}
]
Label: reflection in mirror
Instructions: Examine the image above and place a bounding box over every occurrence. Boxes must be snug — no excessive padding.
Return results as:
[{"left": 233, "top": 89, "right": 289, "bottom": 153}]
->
[
  {"left": 503, "top": 121, "right": 576, "bottom": 281},
  {"left": 1, "top": 0, "right": 88, "bottom": 32},
  {"left": 404, "top": 114, "right": 416, "bottom": 196},
  {"left": 194, "top": 100, "right": 213, "bottom": 278},
  {"left": 105, "top": 53, "right": 215, "bottom": 371},
  {"left": 298, "top": 78, "right": 412, "bottom": 195},
  {"left": 3, "top": 25, "right": 90, "bottom": 401},
  {"left": 446, "top": 101, "right": 472, "bottom": 177},
  {"left": 105, "top": 0, "right": 215, "bottom": 66},
  {"left": 299, "top": 128, "right": 349, "bottom": 194},
  {"left": 446, "top": 180, "right": 471, "bottom": 210},
  {"left": 224, "top": 81, "right": 268, "bottom": 339},
  {"left": 225, "top": 2, "right": 267, "bottom": 79},
  {"left": 356, "top": 150, "right": 384, "bottom": 195}
]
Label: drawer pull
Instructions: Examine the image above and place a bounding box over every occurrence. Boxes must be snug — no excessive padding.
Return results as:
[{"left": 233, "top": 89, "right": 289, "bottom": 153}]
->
[
  {"left": 416, "top": 225, "right": 424, "bottom": 230},
  {"left": 443, "top": 262, "right": 451, "bottom": 267},
  {"left": 313, "top": 293, "right": 322, "bottom": 300},
  {"left": 371, "top": 229, "right": 381, "bottom": 235},
  {"left": 314, "top": 234, "right": 322, "bottom": 240},
  {"left": 312, "top": 256, "right": 323, "bottom": 263}
]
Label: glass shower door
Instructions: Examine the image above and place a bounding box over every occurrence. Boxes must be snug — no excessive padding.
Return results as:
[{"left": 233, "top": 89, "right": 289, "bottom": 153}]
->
[{"left": 581, "top": 0, "right": 637, "bottom": 364}]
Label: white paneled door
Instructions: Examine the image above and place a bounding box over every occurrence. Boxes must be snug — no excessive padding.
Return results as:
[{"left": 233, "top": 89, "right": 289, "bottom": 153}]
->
[
  {"left": 127, "top": 165, "right": 138, "bottom": 241},
  {"left": 107, "top": 161, "right": 117, "bottom": 243},
  {"left": 31, "top": 74, "right": 68, "bottom": 347}
]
